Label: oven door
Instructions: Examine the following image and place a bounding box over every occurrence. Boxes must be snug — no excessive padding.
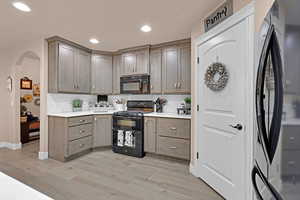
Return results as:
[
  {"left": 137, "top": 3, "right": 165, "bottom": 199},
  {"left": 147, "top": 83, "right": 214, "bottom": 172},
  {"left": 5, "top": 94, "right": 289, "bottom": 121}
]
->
[{"left": 120, "top": 75, "right": 150, "bottom": 94}]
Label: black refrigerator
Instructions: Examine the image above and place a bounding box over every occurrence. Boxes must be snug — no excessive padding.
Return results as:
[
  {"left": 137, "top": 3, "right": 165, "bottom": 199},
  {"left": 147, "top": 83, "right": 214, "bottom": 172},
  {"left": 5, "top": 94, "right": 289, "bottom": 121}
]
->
[{"left": 253, "top": 0, "right": 300, "bottom": 199}]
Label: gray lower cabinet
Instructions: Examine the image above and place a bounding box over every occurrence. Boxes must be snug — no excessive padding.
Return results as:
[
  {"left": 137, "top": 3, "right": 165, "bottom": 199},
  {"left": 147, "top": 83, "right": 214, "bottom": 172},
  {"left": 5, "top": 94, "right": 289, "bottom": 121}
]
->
[
  {"left": 144, "top": 117, "right": 157, "bottom": 153},
  {"left": 162, "top": 44, "right": 191, "bottom": 94},
  {"left": 150, "top": 49, "right": 162, "bottom": 94},
  {"left": 49, "top": 115, "right": 94, "bottom": 162},
  {"left": 91, "top": 54, "right": 113, "bottom": 94},
  {"left": 48, "top": 41, "right": 91, "bottom": 94},
  {"left": 113, "top": 55, "right": 121, "bottom": 94},
  {"left": 93, "top": 115, "right": 112, "bottom": 148},
  {"left": 156, "top": 118, "right": 191, "bottom": 160}
]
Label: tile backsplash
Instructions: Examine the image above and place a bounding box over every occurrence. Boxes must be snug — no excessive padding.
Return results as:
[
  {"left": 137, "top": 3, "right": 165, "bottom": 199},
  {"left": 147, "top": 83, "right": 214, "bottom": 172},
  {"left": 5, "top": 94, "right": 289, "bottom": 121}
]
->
[{"left": 47, "top": 93, "right": 191, "bottom": 114}]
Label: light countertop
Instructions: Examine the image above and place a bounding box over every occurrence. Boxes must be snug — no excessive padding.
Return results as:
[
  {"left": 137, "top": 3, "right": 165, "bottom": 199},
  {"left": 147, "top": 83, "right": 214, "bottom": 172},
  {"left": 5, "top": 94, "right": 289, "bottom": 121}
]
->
[
  {"left": 0, "top": 172, "right": 54, "bottom": 200},
  {"left": 48, "top": 110, "right": 191, "bottom": 119}
]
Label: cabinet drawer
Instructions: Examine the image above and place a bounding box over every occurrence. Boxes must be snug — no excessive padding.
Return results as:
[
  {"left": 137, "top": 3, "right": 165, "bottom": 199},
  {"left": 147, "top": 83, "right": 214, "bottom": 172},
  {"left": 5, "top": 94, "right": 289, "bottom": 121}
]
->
[
  {"left": 282, "top": 150, "right": 300, "bottom": 176},
  {"left": 282, "top": 125, "right": 300, "bottom": 150},
  {"left": 68, "top": 136, "right": 92, "bottom": 156},
  {"left": 157, "top": 136, "right": 190, "bottom": 160},
  {"left": 157, "top": 118, "right": 190, "bottom": 139},
  {"left": 69, "top": 124, "right": 93, "bottom": 141},
  {"left": 68, "top": 116, "right": 93, "bottom": 126}
]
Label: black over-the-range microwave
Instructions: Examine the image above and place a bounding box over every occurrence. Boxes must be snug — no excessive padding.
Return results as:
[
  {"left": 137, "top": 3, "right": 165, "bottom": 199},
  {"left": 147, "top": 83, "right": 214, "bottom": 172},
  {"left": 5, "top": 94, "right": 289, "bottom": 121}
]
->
[{"left": 120, "top": 74, "right": 150, "bottom": 94}]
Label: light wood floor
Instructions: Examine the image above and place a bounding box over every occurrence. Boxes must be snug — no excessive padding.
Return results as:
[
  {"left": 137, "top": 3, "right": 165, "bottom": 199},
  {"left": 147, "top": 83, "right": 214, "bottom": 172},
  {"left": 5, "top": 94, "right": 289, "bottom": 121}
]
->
[{"left": 0, "top": 141, "right": 224, "bottom": 200}]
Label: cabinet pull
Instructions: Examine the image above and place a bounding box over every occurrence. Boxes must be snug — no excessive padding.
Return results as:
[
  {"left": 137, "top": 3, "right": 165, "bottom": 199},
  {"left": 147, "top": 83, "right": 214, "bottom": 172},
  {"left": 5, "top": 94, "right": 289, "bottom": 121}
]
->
[
  {"left": 169, "top": 146, "right": 177, "bottom": 149},
  {"left": 174, "top": 83, "right": 177, "bottom": 88},
  {"left": 178, "top": 82, "right": 181, "bottom": 88},
  {"left": 170, "top": 127, "right": 177, "bottom": 130},
  {"left": 79, "top": 120, "right": 86, "bottom": 123},
  {"left": 79, "top": 144, "right": 85, "bottom": 148},
  {"left": 151, "top": 85, "right": 153, "bottom": 89},
  {"left": 288, "top": 161, "right": 296, "bottom": 165},
  {"left": 80, "top": 130, "right": 85, "bottom": 134}
]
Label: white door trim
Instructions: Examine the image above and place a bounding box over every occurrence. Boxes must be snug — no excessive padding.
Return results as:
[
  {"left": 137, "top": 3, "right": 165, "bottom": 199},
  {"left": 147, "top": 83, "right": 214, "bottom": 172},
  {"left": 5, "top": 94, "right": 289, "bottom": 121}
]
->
[{"left": 191, "top": 2, "right": 255, "bottom": 200}]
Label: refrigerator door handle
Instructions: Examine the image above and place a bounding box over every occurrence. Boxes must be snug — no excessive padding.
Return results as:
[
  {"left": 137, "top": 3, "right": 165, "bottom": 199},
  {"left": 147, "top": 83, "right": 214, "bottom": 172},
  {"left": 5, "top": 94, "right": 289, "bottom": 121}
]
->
[
  {"left": 251, "top": 162, "right": 284, "bottom": 200},
  {"left": 255, "top": 25, "right": 284, "bottom": 165}
]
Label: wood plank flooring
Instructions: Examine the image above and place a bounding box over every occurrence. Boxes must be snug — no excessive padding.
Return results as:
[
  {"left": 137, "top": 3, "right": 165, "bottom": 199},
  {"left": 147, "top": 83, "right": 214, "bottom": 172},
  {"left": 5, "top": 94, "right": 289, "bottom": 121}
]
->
[{"left": 0, "top": 141, "right": 223, "bottom": 200}]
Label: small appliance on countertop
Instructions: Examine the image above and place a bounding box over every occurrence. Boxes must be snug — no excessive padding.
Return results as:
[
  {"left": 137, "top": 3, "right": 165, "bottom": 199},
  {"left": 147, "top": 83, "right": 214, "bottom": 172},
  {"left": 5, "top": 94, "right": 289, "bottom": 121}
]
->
[{"left": 112, "top": 100, "right": 154, "bottom": 158}]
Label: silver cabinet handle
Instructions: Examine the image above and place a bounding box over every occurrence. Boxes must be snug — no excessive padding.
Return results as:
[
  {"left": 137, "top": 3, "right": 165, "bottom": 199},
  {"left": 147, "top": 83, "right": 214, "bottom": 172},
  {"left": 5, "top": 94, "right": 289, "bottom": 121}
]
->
[
  {"left": 80, "top": 130, "right": 85, "bottom": 134},
  {"left": 151, "top": 85, "right": 153, "bottom": 89},
  {"left": 79, "top": 120, "right": 86, "bottom": 123},
  {"left": 178, "top": 82, "right": 181, "bottom": 88},
  {"left": 79, "top": 144, "right": 85, "bottom": 148},
  {"left": 170, "top": 127, "right": 177, "bottom": 130},
  {"left": 174, "top": 83, "right": 177, "bottom": 88},
  {"left": 169, "top": 146, "right": 177, "bottom": 149}
]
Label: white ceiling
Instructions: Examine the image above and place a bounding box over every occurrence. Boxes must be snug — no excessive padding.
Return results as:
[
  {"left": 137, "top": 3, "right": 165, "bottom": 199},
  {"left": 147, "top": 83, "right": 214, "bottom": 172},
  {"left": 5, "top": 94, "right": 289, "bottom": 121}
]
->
[{"left": 0, "top": 0, "right": 222, "bottom": 51}]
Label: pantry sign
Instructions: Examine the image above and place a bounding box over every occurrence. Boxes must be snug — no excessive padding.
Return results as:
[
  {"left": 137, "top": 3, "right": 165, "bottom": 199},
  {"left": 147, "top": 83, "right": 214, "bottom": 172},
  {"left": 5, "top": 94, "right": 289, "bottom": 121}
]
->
[{"left": 204, "top": 0, "right": 233, "bottom": 32}]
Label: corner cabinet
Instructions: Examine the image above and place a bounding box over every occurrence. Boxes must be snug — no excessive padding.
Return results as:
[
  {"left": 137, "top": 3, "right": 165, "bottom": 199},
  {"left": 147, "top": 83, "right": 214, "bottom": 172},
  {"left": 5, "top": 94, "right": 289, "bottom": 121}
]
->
[
  {"left": 93, "top": 115, "right": 112, "bottom": 148},
  {"left": 162, "top": 44, "right": 191, "bottom": 94},
  {"left": 91, "top": 54, "right": 113, "bottom": 94},
  {"left": 121, "top": 48, "right": 150, "bottom": 76},
  {"left": 112, "top": 55, "right": 121, "bottom": 94},
  {"left": 48, "top": 41, "right": 91, "bottom": 94}
]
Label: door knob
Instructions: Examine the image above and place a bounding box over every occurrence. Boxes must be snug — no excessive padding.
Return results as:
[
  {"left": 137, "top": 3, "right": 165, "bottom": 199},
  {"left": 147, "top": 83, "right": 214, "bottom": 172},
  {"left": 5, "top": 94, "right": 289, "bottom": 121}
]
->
[{"left": 229, "top": 124, "right": 243, "bottom": 131}]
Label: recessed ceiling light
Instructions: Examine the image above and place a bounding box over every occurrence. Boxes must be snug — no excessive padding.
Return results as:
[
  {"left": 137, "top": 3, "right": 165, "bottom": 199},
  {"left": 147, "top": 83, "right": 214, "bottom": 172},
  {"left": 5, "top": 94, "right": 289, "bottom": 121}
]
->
[
  {"left": 89, "top": 38, "right": 99, "bottom": 44},
  {"left": 12, "top": 1, "right": 31, "bottom": 12},
  {"left": 140, "top": 25, "right": 152, "bottom": 33}
]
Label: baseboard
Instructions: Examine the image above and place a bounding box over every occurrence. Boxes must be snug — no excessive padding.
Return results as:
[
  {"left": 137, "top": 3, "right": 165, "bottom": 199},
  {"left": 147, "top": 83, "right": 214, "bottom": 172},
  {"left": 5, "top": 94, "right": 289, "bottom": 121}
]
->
[
  {"left": 39, "top": 152, "right": 48, "bottom": 160},
  {"left": 189, "top": 162, "right": 200, "bottom": 177},
  {"left": 0, "top": 142, "right": 22, "bottom": 150}
]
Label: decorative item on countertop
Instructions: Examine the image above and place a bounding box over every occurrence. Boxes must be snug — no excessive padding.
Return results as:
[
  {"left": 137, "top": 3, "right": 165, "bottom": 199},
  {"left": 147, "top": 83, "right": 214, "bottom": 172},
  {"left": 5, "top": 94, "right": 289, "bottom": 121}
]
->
[
  {"left": 204, "top": 62, "right": 229, "bottom": 91},
  {"left": 72, "top": 99, "right": 83, "bottom": 112},
  {"left": 177, "top": 97, "right": 191, "bottom": 115},
  {"left": 155, "top": 97, "right": 167, "bottom": 113},
  {"left": 114, "top": 98, "right": 126, "bottom": 111},
  {"left": 20, "top": 77, "right": 32, "bottom": 90}
]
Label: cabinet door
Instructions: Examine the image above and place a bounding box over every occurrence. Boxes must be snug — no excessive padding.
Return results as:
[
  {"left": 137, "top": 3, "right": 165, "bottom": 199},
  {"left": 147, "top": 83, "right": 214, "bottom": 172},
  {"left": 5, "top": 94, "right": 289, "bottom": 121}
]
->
[
  {"left": 93, "top": 115, "right": 112, "bottom": 147},
  {"left": 76, "top": 50, "right": 91, "bottom": 93},
  {"left": 150, "top": 49, "right": 162, "bottom": 94},
  {"left": 58, "top": 43, "right": 76, "bottom": 92},
  {"left": 177, "top": 45, "right": 191, "bottom": 93},
  {"left": 113, "top": 55, "right": 121, "bottom": 94},
  {"left": 144, "top": 117, "right": 156, "bottom": 153},
  {"left": 91, "top": 55, "right": 113, "bottom": 94},
  {"left": 121, "top": 53, "right": 136, "bottom": 75},
  {"left": 162, "top": 47, "right": 179, "bottom": 93},
  {"left": 136, "top": 49, "right": 149, "bottom": 74}
]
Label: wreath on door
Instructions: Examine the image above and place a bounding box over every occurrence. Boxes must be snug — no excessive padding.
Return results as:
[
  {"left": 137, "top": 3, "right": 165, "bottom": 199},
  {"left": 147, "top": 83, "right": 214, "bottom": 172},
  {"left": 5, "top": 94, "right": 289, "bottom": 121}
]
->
[{"left": 204, "top": 62, "right": 229, "bottom": 91}]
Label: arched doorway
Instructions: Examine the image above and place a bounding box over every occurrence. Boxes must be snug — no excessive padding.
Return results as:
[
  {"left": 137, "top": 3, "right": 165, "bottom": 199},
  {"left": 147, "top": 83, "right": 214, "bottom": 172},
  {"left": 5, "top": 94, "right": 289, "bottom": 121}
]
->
[{"left": 13, "top": 51, "right": 41, "bottom": 156}]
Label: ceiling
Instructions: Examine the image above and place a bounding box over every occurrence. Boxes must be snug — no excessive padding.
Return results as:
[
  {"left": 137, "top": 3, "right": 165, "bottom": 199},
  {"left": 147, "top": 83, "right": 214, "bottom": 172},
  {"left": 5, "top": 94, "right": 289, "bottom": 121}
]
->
[{"left": 0, "top": 0, "right": 222, "bottom": 51}]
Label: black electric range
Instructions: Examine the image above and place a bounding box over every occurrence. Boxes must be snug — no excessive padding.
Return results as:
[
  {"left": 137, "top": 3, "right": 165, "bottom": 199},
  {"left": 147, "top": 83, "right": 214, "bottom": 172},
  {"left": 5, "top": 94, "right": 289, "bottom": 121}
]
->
[{"left": 112, "top": 101, "right": 154, "bottom": 158}]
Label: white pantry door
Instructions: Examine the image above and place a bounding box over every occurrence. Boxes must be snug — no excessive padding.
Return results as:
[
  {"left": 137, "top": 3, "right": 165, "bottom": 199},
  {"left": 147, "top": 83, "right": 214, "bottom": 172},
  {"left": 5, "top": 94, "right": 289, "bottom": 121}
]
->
[{"left": 197, "top": 19, "right": 249, "bottom": 200}]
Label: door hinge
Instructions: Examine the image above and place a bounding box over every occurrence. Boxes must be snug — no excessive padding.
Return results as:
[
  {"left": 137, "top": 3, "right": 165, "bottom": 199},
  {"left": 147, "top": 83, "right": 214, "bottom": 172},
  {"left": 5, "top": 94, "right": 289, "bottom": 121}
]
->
[
  {"left": 197, "top": 152, "right": 199, "bottom": 159},
  {"left": 197, "top": 105, "right": 199, "bottom": 111},
  {"left": 197, "top": 57, "right": 200, "bottom": 64}
]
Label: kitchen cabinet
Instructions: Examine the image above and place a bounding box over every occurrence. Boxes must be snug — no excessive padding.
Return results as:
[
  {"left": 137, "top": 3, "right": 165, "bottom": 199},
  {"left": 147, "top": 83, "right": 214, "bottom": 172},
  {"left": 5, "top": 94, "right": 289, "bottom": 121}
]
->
[
  {"left": 113, "top": 55, "right": 121, "bottom": 94},
  {"left": 48, "top": 41, "right": 91, "bottom": 94},
  {"left": 121, "top": 49, "right": 149, "bottom": 76},
  {"left": 93, "top": 115, "right": 112, "bottom": 148},
  {"left": 162, "top": 44, "right": 191, "bottom": 94},
  {"left": 144, "top": 117, "right": 157, "bottom": 153},
  {"left": 49, "top": 115, "right": 94, "bottom": 162},
  {"left": 91, "top": 54, "right": 113, "bottom": 94},
  {"left": 150, "top": 49, "right": 162, "bottom": 94},
  {"left": 156, "top": 118, "right": 191, "bottom": 160}
]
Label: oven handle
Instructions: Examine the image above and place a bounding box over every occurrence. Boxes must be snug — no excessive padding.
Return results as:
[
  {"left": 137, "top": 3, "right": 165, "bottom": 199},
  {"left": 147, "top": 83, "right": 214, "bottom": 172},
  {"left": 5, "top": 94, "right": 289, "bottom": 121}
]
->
[{"left": 251, "top": 162, "right": 283, "bottom": 200}]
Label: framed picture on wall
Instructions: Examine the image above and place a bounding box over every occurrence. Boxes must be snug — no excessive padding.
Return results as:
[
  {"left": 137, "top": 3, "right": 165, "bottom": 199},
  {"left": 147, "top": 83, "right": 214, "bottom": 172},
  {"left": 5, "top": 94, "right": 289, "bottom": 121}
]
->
[
  {"left": 20, "top": 77, "right": 32, "bottom": 90},
  {"left": 33, "top": 84, "right": 40, "bottom": 96}
]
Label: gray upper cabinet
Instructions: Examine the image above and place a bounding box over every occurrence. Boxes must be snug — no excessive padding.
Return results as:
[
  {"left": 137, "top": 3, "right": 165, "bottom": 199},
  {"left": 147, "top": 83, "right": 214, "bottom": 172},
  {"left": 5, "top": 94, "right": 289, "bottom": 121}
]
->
[
  {"left": 150, "top": 49, "right": 162, "bottom": 94},
  {"left": 48, "top": 41, "right": 91, "bottom": 94},
  {"left": 77, "top": 50, "right": 91, "bottom": 93},
  {"left": 91, "top": 54, "right": 113, "bottom": 94},
  {"left": 121, "top": 48, "right": 149, "bottom": 76},
  {"left": 93, "top": 115, "right": 112, "bottom": 148},
  {"left": 162, "top": 44, "right": 191, "bottom": 94},
  {"left": 113, "top": 55, "right": 121, "bottom": 94},
  {"left": 57, "top": 43, "right": 76, "bottom": 93}
]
